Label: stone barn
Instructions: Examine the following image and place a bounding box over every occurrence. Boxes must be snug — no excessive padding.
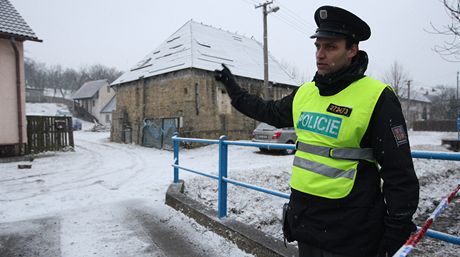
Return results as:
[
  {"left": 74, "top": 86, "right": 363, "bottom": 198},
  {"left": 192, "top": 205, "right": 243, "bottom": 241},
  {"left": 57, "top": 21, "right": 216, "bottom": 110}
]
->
[{"left": 111, "top": 20, "right": 299, "bottom": 149}]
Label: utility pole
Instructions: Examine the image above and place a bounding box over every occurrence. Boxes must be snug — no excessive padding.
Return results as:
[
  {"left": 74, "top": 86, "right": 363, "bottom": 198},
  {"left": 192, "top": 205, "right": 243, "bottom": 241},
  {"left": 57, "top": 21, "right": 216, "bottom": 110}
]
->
[
  {"left": 457, "top": 71, "right": 459, "bottom": 100},
  {"left": 406, "top": 80, "right": 412, "bottom": 129},
  {"left": 255, "top": 1, "right": 279, "bottom": 100},
  {"left": 458, "top": 72, "right": 460, "bottom": 140},
  {"left": 456, "top": 71, "right": 459, "bottom": 116}
]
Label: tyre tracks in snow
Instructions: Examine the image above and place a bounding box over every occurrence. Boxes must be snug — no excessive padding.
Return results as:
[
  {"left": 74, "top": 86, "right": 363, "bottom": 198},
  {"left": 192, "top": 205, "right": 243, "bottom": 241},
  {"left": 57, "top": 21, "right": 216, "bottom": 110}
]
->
[
  {"left": 0, "top": 137, "right": 149, "bottom": 201},
  {"left": 0, "top": 200, "right": 248, "bottom": 257}
]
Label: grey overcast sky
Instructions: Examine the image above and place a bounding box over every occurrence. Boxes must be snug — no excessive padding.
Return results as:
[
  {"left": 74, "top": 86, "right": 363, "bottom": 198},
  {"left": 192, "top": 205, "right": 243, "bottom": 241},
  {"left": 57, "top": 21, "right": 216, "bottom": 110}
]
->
[{"left": 10, "top": 0, "right": 459, "bottom": 90}]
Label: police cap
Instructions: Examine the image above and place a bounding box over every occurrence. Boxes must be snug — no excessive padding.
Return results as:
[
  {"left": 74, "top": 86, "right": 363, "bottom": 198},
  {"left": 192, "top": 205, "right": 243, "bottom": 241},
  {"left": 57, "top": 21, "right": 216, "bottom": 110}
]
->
[{"left": 310, "top": 6, "right": 371, "bottom": 42}]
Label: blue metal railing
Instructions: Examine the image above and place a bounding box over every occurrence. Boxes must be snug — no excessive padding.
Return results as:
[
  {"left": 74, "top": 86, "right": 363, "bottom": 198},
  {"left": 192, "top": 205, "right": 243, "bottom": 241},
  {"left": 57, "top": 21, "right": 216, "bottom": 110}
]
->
[{"left": 171, "top": 134, "right": 460, "bottom": 245}]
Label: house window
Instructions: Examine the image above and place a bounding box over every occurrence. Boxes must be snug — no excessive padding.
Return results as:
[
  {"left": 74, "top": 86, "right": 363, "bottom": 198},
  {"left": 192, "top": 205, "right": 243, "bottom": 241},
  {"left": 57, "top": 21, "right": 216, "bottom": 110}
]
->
[
  {"left": 184, "top": 88, "right": 188, "bottom": 94},
  {"left": 422, "top": 106, "right": 427, "bottom": 120},
  {"left": 106, "top": 114, "right": 110, "bottom": 123},
  {"left": 92, "top": 100, "right": 95, "bottom": 107}
]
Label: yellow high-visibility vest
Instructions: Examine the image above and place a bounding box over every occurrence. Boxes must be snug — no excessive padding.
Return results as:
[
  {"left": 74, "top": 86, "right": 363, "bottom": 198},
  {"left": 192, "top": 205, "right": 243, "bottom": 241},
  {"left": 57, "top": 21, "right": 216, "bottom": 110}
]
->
[{"left": 291, "top": 76, "right": 388, "bottom": 199}]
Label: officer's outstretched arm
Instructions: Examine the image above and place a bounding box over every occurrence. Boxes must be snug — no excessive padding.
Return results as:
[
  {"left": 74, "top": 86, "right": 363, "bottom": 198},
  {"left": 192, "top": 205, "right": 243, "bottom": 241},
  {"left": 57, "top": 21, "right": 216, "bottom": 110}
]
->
[{"left": 214, "top": 63, "right": 295, "bottom": 128}]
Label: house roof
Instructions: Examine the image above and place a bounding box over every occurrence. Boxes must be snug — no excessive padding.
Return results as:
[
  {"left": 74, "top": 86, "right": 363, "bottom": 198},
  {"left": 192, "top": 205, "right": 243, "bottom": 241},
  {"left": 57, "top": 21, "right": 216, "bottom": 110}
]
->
[
  {"left": 424, "top": 94, "right": 439, "bottom": 103},
  {"left": 399, "top": 91, "right": 432, "bottom": 103},
  {"left": 72, "top": 79, "right": 109, "bottom": 100},
  {"left": 0, "top": 0, "right": 41, "bottom": 42},
  {"left": 112, "top": 20, "right": 300, "bottom": 87},
  {"left": 101, "top": 95, "right": 116, "bottom": 113}
]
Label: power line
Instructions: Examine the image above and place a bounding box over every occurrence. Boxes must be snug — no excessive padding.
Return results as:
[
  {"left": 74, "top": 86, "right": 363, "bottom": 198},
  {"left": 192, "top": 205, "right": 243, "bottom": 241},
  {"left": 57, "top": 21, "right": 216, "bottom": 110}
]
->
[
  {"left": 241, "top": 0, "right": 258, "bottom": 6},
  {"left": 273, "top": 13, "right": 309, "bottom": 36},
  {"left": 239, "top": 0, "right": 312, "bottom": 36},
  {"left": 274, "top": 1, "right": 315, "bottom": 30}
]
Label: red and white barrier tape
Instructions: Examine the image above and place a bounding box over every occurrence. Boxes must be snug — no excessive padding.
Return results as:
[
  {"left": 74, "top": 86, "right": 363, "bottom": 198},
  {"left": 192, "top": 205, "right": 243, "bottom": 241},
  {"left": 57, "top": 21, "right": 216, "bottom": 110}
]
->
[{"left": 393, "top": 180, "right": 460, "bottom": 257}]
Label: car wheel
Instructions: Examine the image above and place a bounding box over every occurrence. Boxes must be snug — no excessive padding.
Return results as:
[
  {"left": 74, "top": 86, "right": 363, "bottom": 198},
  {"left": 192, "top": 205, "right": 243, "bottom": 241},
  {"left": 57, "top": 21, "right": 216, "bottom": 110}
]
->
[
  {"left": 259, "top": 147, "right": 269, "bottom": 152},
  {"left": 284, "top": 141, "right": 296, "bottom": 155}
]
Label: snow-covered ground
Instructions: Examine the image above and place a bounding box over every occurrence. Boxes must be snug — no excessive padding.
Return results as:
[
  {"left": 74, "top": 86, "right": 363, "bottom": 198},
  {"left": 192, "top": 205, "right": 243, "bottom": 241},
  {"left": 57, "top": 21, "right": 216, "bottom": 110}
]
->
[
  {"left": 1, "top": 103, "right": 458, "bottom": 256},
  {"left": 0, "top": 103, "right": 252, "bottom": 257},
  {"left": 2, "top": 130, "right": 458, "bottom": 256},
  {"left": 182, "top": 131, "right": 460, "bottom": 256},
  {"left": 0, "top": 130, "right": 252, "bottom": 257},
  {"left": 25, "top": 102, "right": 71, "bottom": 116}
]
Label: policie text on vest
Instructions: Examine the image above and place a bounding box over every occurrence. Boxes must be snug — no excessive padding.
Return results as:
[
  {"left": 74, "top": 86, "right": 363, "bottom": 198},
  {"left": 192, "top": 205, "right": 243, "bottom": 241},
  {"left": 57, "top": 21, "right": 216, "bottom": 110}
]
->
[{"left": 297, "top": 112, "right": 342, "bottom": 139}]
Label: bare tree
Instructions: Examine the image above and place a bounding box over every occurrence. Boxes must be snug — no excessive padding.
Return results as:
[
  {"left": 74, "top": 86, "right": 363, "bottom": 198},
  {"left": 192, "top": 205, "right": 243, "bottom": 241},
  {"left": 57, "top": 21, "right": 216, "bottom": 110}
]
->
[
  {"left": 430, "top": 85, "right": 458, "bottom": 119},
  {"left": 24, "top": 57, "right": 123, "bottom": 98},
  {"left": 79, "top": 64, "right": 123, "bottom": 84},
  {"left": 24, "top": 58, "right": 48, "bottom": 89},
  {"left": 382, "top": 61, "right": 410, "bottom": 96},
  {"left": 280, "top": 60, "right": 309, "bottom": 84},
  {"left": 47, "top": 64, "right": 64, "bottom": 97},
  {"left": 431, "top": 0, "right": 460, "bottom": 61},
  {"left": 61, "top": 68, "right": 81, "bottom": 91}
]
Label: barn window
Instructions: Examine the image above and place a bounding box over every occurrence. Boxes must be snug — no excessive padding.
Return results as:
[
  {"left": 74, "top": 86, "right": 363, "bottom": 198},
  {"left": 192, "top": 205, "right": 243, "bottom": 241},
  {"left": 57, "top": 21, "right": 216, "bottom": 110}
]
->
[{"left": 184, "top": 88, "right": 188, "bottom": 94}]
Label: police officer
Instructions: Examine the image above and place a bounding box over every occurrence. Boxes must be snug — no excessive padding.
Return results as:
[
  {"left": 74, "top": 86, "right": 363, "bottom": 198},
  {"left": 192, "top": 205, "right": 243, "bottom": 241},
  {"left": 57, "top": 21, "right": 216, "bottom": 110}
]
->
[{"left": 215, "top": 5, "right": 419, "bottom": 257}]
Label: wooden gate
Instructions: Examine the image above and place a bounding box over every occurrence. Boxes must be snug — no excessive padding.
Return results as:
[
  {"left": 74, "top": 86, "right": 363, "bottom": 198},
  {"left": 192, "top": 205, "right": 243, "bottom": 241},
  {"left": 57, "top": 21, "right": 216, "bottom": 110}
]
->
[{"left": 26, "top": 115, "right": 74, "bottom": 154}]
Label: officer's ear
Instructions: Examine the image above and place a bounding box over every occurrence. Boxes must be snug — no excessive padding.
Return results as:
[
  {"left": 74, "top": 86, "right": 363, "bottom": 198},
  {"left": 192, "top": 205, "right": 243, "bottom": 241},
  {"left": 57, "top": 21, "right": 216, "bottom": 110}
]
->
[{"left": 347, "top": 43, "right": 359, "bottom": 59}]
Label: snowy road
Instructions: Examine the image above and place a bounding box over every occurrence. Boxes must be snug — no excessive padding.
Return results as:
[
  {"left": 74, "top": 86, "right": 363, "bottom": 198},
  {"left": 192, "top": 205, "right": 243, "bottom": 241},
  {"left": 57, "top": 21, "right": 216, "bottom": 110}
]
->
[{"left": 0, "top": 131, "right": 251, "bottom": 257}]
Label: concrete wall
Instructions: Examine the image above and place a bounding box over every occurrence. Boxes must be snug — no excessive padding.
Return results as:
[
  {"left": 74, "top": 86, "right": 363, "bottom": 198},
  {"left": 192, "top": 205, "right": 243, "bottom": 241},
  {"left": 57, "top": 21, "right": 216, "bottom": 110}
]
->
[
  {"left": 112, "top": 69, "right": 296, "bottom": 144},
  {"left": 0, "top": 38, "right": 26, "bottom": 146}
]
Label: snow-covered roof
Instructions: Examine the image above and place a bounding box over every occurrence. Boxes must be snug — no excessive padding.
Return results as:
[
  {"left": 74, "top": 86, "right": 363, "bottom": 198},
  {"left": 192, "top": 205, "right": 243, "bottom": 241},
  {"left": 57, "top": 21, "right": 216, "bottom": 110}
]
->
[
  {"left": 101, "top": 95, "right": 116, "bottom": 113},
  {"left": 0, "top": 0, "right": 41, "bottom": 42},
  {"left": 112, "top": 20, "right": 299, "bottom": 87},
  {"left": 399, "top": 91, "right": 432, "bottom": 103},
  {"left": 72, "top": 79, "right": 108, "bottom": 100}
]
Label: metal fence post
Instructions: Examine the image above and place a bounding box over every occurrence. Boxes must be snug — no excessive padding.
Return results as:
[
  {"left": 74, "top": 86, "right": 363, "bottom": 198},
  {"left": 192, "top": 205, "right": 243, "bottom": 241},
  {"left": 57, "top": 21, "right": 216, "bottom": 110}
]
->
[
  {"left": 457, "top": 117, "right": 460, "bottom": 140},
  {"left": 218, "top": 135, "right": 228, "bottom": 218},
  {"left": 173, "top": 133, "right": 179, "bottom": 183}
]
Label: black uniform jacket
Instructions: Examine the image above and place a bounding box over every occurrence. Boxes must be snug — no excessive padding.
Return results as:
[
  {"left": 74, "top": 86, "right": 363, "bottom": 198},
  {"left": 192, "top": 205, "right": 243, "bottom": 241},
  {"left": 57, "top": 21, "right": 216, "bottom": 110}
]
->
[{"left": 221, "top": 51, "right": 419, "bottom": 257}]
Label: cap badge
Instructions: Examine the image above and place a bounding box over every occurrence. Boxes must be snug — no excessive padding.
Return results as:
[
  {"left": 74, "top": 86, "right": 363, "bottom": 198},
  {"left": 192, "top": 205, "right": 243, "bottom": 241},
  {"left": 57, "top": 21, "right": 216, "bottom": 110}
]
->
[{"left": 319, "top": 9, "right": 328, "bottom": 19}]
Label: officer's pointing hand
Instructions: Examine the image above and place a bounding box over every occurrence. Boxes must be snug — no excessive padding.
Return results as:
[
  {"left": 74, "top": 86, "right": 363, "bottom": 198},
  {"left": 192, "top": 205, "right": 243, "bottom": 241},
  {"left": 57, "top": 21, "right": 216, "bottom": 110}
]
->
[
  {"left": 214, "top": 64, "right": 240, "bottom": 95},
  {"left": 214, "top": 64, "right": 234, "bottom": 85}
]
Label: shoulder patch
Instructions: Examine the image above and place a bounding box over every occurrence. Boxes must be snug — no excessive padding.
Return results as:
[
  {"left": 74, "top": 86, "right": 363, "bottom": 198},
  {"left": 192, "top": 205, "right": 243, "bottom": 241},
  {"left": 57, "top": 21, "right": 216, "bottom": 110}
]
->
[
  {"left": 327, "top": 103, "right": 352, "bottom": 117},
  {"left": 391, "top": 125, "right": 408, "bottom": 146}
]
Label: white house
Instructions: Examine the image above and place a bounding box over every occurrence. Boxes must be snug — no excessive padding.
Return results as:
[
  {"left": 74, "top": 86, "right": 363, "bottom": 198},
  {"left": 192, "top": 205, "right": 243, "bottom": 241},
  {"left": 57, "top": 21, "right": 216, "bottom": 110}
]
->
[
  {"left": 72, "top": 79, "right": 115, "bottom": 126},
  {"left": 399, "top": 91, "right": 432, "bottom": 127},
  {"left": 100, "top": 95, "right": 116, "bottom": 125}
]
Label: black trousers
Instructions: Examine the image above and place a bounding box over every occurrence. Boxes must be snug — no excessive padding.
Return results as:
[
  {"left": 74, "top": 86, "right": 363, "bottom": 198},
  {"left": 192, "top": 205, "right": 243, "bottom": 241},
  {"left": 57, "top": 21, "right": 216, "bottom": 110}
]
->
[{"left": 298, "top": 242, "right": 353, "bottom": 257}]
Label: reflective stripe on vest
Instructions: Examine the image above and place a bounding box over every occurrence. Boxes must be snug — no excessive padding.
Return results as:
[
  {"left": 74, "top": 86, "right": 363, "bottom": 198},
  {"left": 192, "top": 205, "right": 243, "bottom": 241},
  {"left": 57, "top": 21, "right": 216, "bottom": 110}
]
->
[
  {"left": 296, "top": 141, "right": 375, "bottom": 162},
  {"left": 293, "top": 156, "right": 356, "bottom": 179},
  {"left": 290, "top": 76, "right": 388, "bottom": 199}
]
